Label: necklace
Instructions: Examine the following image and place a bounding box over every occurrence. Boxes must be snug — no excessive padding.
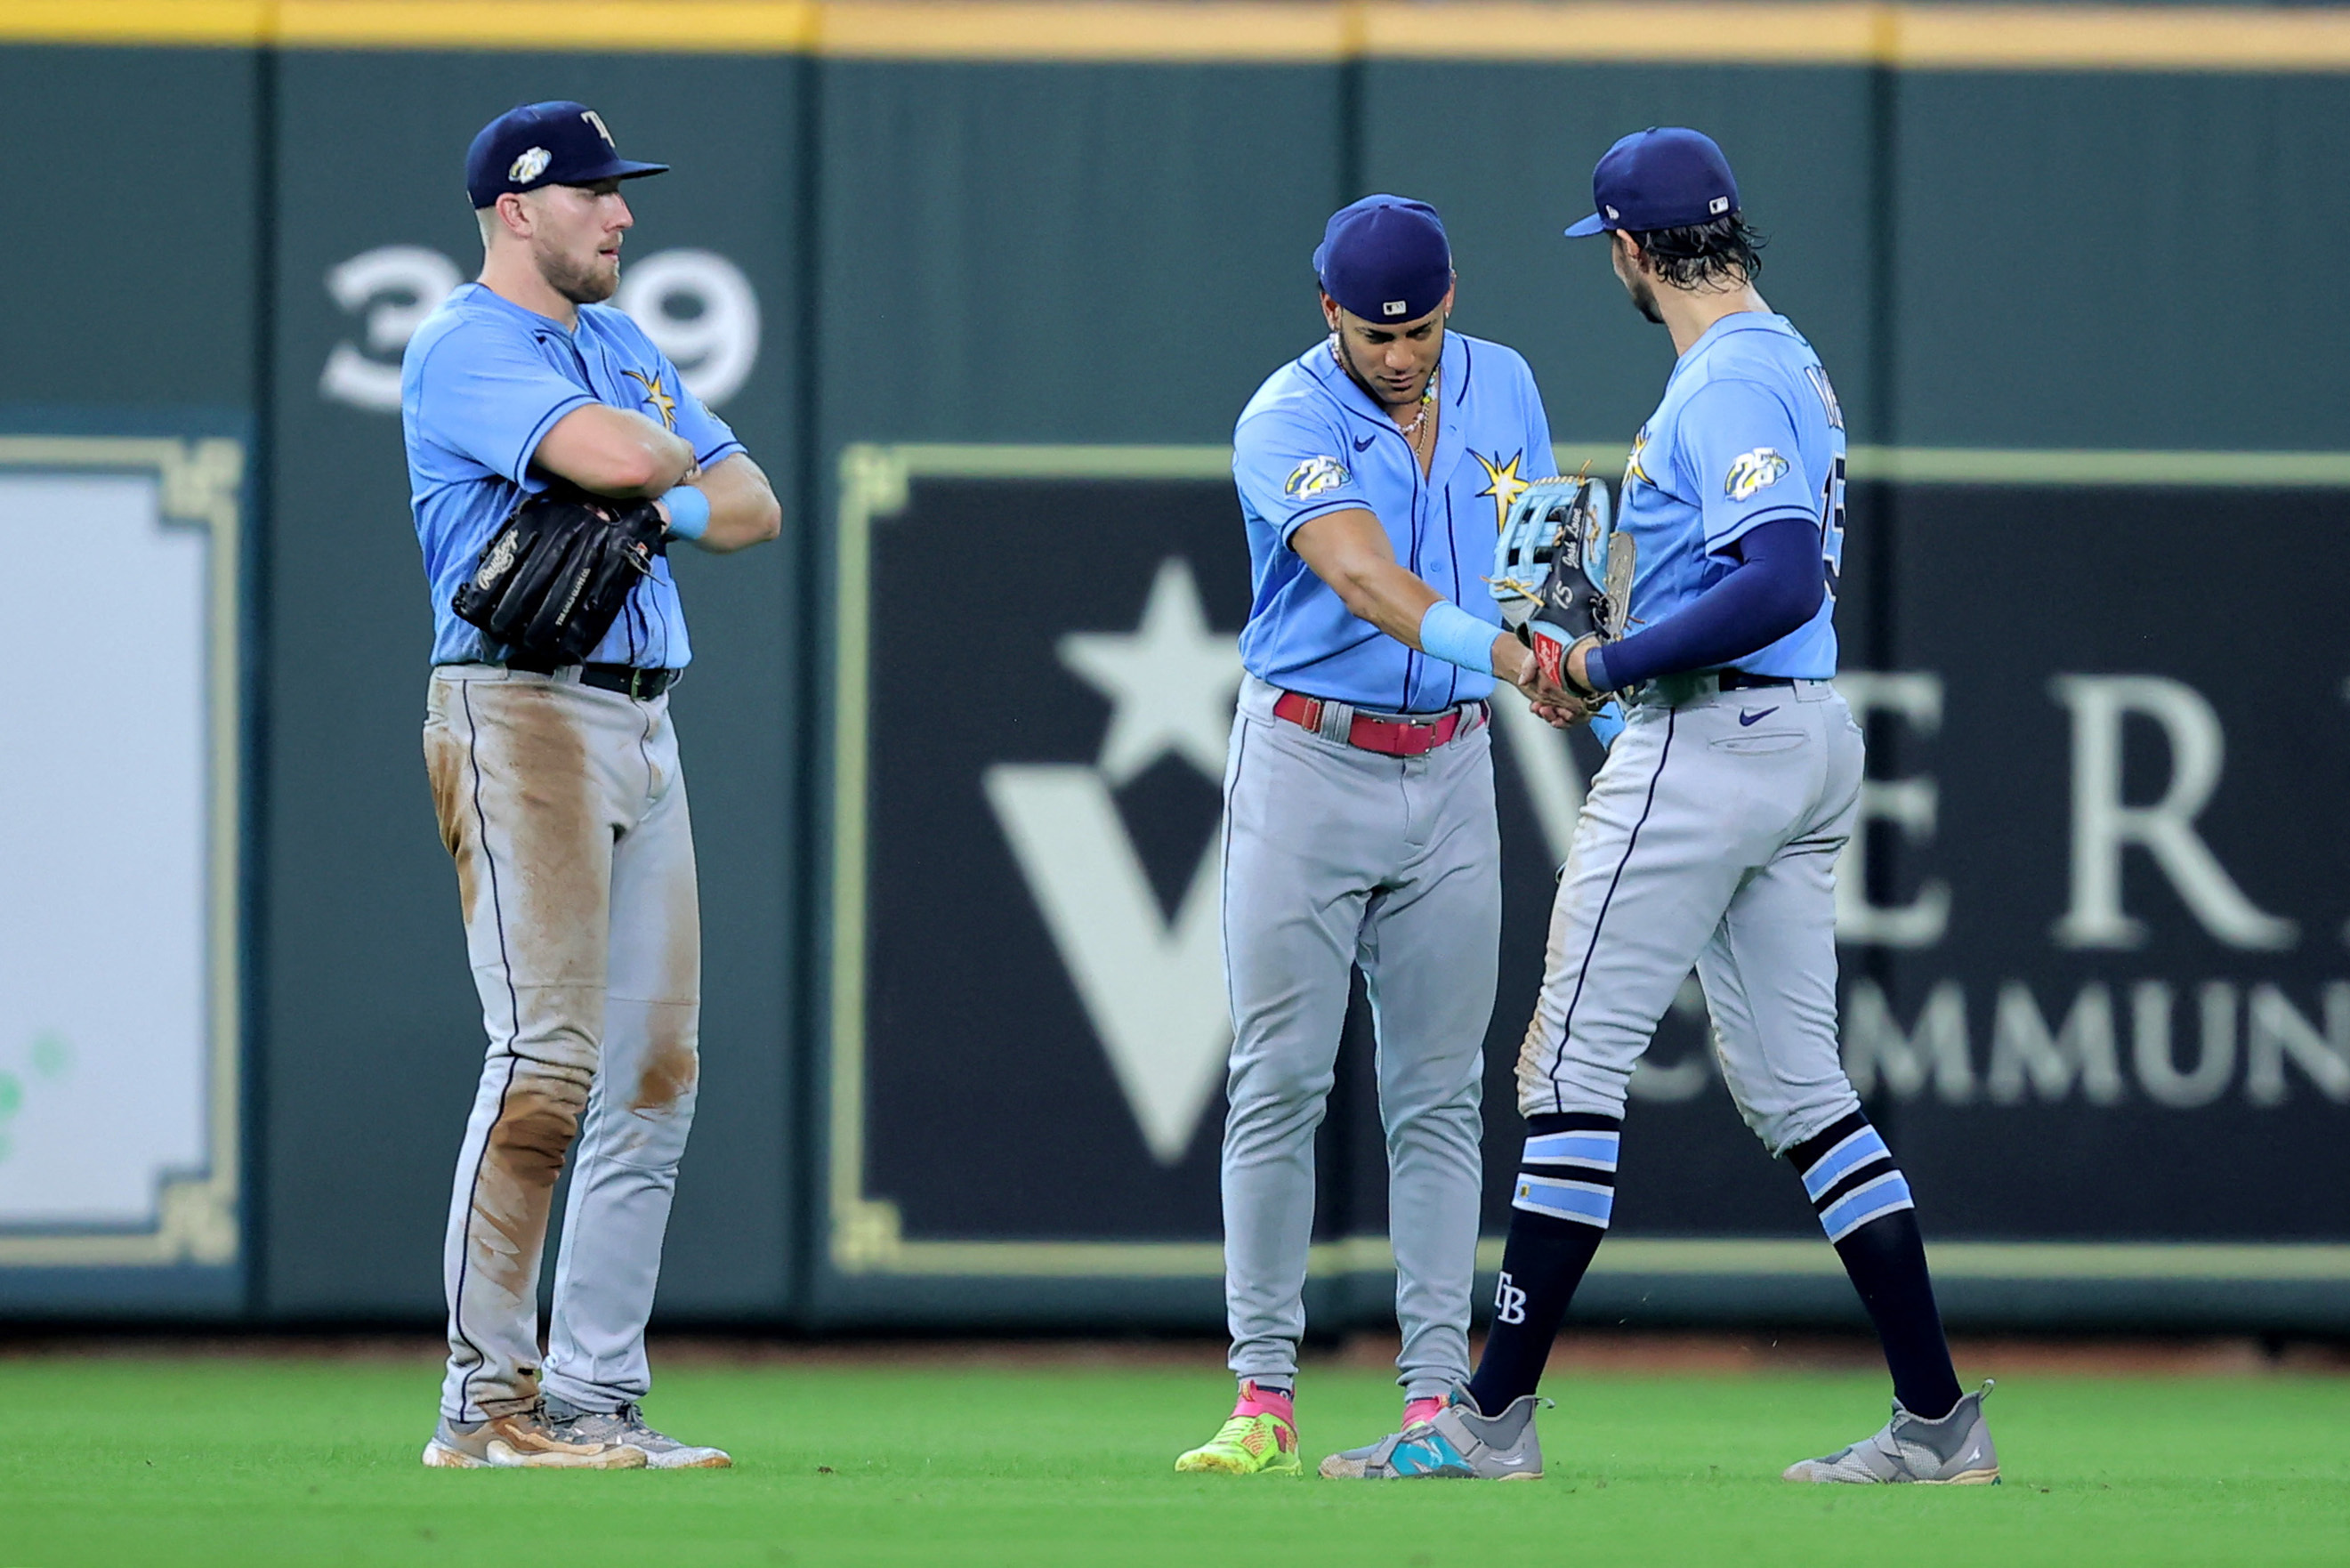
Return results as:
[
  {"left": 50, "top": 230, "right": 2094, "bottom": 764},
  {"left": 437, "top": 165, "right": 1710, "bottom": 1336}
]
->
[{"left": 1397, "top": 378, "right": 1437, "bottom": 444}]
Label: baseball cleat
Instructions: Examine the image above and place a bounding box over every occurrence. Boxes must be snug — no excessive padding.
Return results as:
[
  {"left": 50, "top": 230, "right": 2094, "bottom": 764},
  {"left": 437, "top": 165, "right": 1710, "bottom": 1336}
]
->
[
  {"left": 1175, "top": 1381, "right": 1301, "bottom": 1475},
  {"left": 1782, "top": 1379, "right": 1999, "bottom": 1484},
  {"left": 1312, "top": 1393, "right": 1457, "bottom": 1477},
  {"left": 420, "top": 1400, "right": 649, "bottom": 1468},
  {"left": 543, "top": 1396, "right": 733, "bottom": 1469},
  {"left": 1319, "top": 1392, "right": 1546, "bottom": 1480}
]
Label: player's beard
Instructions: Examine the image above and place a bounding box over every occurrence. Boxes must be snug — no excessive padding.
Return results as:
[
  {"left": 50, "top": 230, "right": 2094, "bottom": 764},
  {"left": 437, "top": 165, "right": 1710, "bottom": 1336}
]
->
[
  {"left": 1623, "top": 271, "right": 1664, "bottom": 326},
  {"left": 539, "top": 243, "right": 621, "bottom": 306},
  {"left": 1336, "top": 331, "right": 1439, "bottom": 415}
]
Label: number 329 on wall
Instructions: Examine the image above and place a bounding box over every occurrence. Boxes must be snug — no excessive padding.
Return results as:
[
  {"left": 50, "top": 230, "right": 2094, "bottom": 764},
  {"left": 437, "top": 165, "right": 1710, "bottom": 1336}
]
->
[{"left": 317, "top": 245, "right": 761, "bottom": 414}]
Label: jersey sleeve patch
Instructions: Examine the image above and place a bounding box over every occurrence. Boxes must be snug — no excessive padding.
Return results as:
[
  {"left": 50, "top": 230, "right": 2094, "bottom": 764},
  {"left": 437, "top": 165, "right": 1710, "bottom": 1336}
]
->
[
  {"left": 1284, "top": 455, "right": 1351, "bottom": 499},
  {"left": 1724, "top": 448, "right": 1791, "bottom": 502}
]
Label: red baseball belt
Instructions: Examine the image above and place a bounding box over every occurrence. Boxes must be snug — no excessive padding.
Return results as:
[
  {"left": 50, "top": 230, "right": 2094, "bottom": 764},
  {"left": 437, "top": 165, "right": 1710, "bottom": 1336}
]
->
[{"left": 1272, "top": 691, "right": 1485, "bottom": 757}]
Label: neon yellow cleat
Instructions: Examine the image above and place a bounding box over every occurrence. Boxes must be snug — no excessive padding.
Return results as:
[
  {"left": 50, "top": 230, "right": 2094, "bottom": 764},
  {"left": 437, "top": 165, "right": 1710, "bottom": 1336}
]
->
[{"left": 1175, "top": 1382, "right": 1302, "bottom": 1475}]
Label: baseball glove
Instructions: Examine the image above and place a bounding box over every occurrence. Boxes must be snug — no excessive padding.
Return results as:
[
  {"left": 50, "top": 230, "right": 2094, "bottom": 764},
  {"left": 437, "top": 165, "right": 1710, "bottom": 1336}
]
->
[
  {"left": 452, "top": 487, "right": 666, "bottom": 665},
  {"left": 1490, "top": 474, "right": 1635, "bottom": 699}
]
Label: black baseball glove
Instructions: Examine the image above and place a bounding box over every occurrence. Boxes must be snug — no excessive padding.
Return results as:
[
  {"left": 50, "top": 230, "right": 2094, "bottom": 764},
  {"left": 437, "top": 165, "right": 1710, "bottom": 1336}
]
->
[
  {"left": 452, "top": 487, "right": 666, "bottom": 666},
  {"left": 1523, "top": 562, "right": 1615, "bottom": 699}
]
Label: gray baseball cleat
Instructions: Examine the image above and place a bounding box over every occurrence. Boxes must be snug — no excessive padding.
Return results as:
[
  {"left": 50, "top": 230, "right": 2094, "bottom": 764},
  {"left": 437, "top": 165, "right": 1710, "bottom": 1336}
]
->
[
  {"left": 421, "top": 1399, "right": 648, "bottom": 1468},
  {"left": 1319, "top": 1393, "right": 1546, "bottom": 1480},
  {"left": 543, "top": 1395, "right": 733, "bottom": 1470},
  {"left": 1783, "top": 1379, "right": 1999, "bottom": 1484}
]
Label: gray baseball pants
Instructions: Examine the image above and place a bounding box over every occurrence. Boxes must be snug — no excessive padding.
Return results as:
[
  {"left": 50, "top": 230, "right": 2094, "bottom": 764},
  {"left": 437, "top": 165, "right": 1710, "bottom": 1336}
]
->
[
  {"left": 1219, "top": 673, "right": 1498, "bottom": 1401},
  {"left": 1516, "top": 675, "right": 1865, "bottom": 1152},
  {"left": 424, "top": 664, "right": 700, "bottom": 1423}
]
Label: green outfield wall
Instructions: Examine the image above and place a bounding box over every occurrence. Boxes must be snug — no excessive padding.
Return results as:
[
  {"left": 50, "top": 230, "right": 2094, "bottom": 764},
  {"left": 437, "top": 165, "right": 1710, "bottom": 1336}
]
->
[{"left": 0, "top": 4, "right": 2345, "bottom": 1332}]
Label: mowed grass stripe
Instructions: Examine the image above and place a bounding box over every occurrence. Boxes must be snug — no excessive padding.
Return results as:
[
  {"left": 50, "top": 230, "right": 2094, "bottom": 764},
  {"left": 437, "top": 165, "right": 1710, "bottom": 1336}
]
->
[{"left": 0, "top": 1358, "right": 2343, "bottom": 1567}]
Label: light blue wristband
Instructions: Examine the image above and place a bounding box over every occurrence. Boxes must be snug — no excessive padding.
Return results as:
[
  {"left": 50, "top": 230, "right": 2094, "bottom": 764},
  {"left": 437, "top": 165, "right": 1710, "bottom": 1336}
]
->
[
  {"left": 1417, "top": 600, "right": 1496, "bottom": 675},
  {"left": 660, "top": 483, "right": 710, "bottom": 542}
]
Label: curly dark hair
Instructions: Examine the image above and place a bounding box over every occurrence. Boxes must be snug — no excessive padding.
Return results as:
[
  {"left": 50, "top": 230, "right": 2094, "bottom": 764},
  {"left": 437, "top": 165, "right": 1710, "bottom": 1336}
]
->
[{"left": 1625, "top": 213, "right": 1766, "bottom": 289}]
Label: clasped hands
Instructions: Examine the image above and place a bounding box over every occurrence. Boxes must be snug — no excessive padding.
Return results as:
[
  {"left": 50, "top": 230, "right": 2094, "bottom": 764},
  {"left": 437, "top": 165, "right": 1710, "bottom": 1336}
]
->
[{"left": 1491, "top": 629, "right": 1602, "bottom": 731}]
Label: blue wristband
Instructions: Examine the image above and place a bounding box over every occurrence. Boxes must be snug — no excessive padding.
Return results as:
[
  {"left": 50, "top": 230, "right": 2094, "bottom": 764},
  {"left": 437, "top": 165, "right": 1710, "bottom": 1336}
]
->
[
  {"left": 1417, "top": 600, "right": 1495, "bottom": 676},
  {"left": 1582, "top": 643, "right": 1613, "bottom": 693},
  {"left": 661, "top": 483, "right": 710, "bottom": 542}
]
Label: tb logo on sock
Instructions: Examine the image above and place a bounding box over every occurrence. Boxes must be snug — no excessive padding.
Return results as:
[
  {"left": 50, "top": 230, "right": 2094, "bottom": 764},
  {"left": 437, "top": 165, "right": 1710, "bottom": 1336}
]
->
[{"left": 1494, "top": 1272, "right": 1529, "bottom": 1326}]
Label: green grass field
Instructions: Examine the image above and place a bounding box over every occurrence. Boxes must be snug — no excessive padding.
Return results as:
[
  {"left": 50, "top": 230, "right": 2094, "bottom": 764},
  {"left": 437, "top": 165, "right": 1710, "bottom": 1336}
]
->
[{"left": 2, "top": 1354, "right": 2343, "bottom": 1567}]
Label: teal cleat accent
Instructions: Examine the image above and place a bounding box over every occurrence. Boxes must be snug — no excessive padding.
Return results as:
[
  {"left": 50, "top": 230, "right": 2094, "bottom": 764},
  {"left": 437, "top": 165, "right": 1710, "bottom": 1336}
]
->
[{"left": 1319, "top": 1393, "right": 1546, "bottom": 1480}]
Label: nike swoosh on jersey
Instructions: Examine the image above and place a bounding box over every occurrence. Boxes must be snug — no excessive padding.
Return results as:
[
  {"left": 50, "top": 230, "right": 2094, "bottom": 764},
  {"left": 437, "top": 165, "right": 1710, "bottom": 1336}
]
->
[
  {"left": 1740, "top": 707, "right": 1778, "bottom": 726},
  {"left": 1353, "top": 433, "right": 1377, "bottom": 451}
]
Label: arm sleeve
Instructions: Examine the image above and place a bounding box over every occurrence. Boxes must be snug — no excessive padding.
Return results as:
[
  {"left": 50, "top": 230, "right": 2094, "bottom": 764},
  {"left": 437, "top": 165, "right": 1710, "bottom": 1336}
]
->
[
  {"left": 1233, "top": 404, "right": 1379, "bottom": 548},
  {"left": 1582, "top": 514, "right": 1824, "bottom": 691},
  {"left": 657, "top": 353, "right": 747, "bottom": 470},
  {"left": 408, "top": 326, "right": 596, "bottom": 488},
  {"left": 1680, "top": 376, "right": 1816, "bottom": 554}
]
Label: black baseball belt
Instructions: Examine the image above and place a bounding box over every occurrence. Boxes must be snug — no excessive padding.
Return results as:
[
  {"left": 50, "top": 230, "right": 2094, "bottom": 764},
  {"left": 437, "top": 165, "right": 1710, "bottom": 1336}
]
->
[{"left": 503, "top": 657, "right": 682, "bottom": 700}]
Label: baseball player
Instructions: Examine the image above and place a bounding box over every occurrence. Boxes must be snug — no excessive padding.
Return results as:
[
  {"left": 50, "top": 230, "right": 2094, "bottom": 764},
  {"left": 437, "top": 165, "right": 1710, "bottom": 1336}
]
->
[
  {"left": 1328, "top": 130, "right": 1996, "bottom": 1483},
  {"left": 403, "top": 101, "right": 780, "bottom": 1469},
  {"left": 1175, "top": 197, "right": 1583, "bottom": 1475}
]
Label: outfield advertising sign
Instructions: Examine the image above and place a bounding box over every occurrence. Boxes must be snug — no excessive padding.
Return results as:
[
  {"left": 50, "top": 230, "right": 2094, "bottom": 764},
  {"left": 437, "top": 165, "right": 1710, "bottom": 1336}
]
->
[
  {"left": 0, "top": 429, "right": 247, "bottom": 1308},
  {"left": 814, "top": 446, "right": 2350, "bottom": 1328}
]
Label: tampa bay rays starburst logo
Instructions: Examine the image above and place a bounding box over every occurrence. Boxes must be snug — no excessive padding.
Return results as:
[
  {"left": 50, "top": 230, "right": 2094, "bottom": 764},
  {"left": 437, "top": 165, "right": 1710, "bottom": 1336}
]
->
[
  {"left": 1473, "top": 449, "right": 1532, "bottom": 532},
  {"left": 623, "top": 368, "right": 679, "bottom": 431},
  {"left": 1625, "top": 424, "right": 1655, "bottom": 489}
]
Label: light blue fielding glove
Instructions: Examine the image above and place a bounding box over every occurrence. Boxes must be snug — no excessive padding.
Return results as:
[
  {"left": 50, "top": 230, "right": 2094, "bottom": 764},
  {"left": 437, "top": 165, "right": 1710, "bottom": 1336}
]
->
[
  {"left": 1492, "top": 473, "right": 1611, "bottom": 629},
  {"left": 1587, "top": 700, "right": 1626, "bottom": 751}
]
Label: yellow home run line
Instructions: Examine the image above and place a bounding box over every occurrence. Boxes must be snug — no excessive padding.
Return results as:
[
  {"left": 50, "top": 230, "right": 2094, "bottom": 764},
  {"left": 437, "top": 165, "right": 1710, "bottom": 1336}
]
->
[{"left": 13, "top": 2, "right": 2350, "bottom": 71}]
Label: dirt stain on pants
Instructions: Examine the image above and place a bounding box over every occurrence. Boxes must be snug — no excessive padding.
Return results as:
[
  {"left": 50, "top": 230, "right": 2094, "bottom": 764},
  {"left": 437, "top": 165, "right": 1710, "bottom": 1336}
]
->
[{"left": 428, "top": 669, "right": 703, "bottom": 1422}]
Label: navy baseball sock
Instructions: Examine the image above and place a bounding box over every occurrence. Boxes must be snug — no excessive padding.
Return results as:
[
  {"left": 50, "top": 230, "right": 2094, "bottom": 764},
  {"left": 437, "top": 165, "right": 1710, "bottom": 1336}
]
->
[
  {"left": 1465, "top": 1113, "right": 1619, "bottom": 1417},
  {"left": 1789, "top": 1111, "right": 1962, "bottom": 1421}
]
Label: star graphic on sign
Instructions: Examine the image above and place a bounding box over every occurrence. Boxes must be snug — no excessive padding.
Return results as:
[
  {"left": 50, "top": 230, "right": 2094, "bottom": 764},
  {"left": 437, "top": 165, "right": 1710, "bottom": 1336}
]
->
[
  {"left": 1474, "top": 449, "right": 1533, "bottom": 533},
  {"left": 1058, "top": 557, "right": 1244, "bottom": 787}
]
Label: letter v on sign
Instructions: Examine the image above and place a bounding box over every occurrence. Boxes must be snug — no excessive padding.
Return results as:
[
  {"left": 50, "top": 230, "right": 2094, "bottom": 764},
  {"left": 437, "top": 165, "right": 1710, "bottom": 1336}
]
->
[{"left": 983, "top": 764, "right": 1229, "bottom": 1165}]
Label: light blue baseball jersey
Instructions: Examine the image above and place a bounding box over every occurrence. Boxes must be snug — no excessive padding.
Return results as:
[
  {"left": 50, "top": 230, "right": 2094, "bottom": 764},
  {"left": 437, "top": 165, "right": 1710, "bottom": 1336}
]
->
[
  {"left": 1615, "top": 312, "right": 1844, "bottom": 678},
  {"left": 401, "top": 282, "right": 743, "bottom": 668},
  {"left": 1233, "top": 330, "right": 1557, "bottom": 712}
]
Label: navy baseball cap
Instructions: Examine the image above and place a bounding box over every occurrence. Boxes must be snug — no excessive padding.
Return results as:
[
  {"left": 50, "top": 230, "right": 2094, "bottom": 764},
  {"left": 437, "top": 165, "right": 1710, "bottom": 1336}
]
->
[
  {"left": 465, "top": 101, "right": 669, "bottom": 209},
  {"left": 1313, "top": 195, "right": 1452, "bottom": 324},
  {"left": 1563, "top": 127, "right": 1739, "bottom": 238}
]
